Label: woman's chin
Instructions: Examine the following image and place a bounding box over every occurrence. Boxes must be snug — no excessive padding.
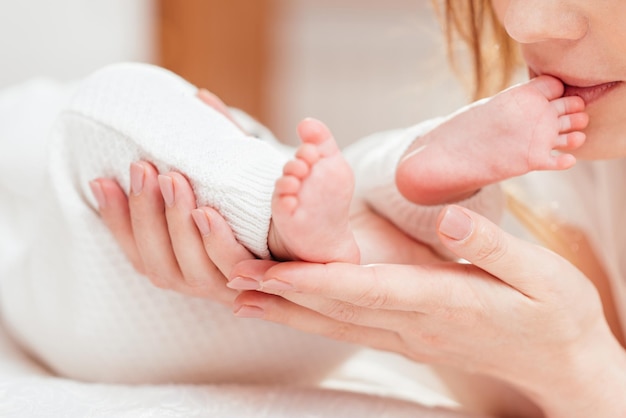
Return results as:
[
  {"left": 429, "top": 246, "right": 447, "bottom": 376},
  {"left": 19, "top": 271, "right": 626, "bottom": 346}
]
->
[{"left": 573, "top": 126, "right": 626, "bottom": 161}]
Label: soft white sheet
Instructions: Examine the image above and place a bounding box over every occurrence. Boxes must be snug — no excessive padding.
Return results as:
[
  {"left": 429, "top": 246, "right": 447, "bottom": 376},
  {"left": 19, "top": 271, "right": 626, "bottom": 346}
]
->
[{"left": 0, "top": 318, "right": 469, "bottom": 417}]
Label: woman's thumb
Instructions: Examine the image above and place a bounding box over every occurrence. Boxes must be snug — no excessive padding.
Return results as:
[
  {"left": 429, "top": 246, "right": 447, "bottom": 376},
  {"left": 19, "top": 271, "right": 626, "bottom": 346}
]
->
[{"left": 436, "top": 205, "right": 554, "bottom": 293}]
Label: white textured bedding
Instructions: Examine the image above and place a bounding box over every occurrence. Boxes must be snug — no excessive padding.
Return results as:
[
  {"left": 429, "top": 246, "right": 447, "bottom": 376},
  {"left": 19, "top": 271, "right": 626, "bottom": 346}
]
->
[{"left": 0, "top": 319, "right": 465, "bottom": 417}]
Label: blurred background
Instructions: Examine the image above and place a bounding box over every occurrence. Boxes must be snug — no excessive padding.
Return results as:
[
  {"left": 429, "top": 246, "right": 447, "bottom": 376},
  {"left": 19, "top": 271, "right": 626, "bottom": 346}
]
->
[{"left": 0, "top": 0, "right": 469, "bottom": 147}]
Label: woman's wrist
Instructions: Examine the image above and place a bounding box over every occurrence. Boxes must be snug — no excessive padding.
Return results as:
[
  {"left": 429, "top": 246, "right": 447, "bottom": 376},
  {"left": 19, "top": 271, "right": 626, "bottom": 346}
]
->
[{"left": 526, "top": 324, "right": 626, "bottom": 417}]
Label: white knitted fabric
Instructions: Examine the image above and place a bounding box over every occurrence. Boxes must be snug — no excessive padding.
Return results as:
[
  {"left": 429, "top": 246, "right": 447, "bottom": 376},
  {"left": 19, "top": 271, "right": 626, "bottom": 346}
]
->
[
  {"left": 66, "top": 62, "right": 289, "bottom": 259},
  {"left": 0, "top": 63, "right": 355, "bottom": 384}
]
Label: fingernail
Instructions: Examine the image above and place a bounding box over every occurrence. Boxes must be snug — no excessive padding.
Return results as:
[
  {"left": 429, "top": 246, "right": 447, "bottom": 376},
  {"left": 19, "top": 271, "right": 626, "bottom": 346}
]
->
[
  {"left": 227, "top": 276, "right": 260, "bottom": 290},
  {"left": 158, "top": 175, "right": 175, "bottom": 207},
  {"left": 261, "top": 279, "right": 294, "bottom": 291},
  {"left": 191, "top": 209, "right": 211, "bottom": 236},
  {"left": 89, "top": 180, "right": 106, "bottom": 209},
  {"left": 130, "top": 163, "right": 145, "bottom": 196},
  {"left": 198, "top": 88, "right": 213, "bottom": 100},
  {"left": 439, "top": 206, "right": 473, "bottom": 241},
  {"left": 234, "top": 304, "right": 265, "bottom": 318}
]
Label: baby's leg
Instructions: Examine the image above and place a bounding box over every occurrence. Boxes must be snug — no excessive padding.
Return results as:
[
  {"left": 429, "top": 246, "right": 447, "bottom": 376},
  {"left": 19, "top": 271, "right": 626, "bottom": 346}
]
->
[
  {"left": 269, "top": 119, "right": 360, "bottom": 263},
  {"left": 396, "top": 75, "right": 589, "bottom": 205}
]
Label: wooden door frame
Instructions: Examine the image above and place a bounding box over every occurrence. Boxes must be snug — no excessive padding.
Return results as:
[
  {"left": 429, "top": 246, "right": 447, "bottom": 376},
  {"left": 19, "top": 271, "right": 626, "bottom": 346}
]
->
[{"left": 156, "top": 0, "right": 274, "bottom": 123}]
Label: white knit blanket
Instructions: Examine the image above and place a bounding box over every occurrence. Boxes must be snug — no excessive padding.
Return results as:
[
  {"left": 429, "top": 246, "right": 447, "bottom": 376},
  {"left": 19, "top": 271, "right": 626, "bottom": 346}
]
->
[{"left": 0, "top": 64, "right": 470, "bottom": 416}]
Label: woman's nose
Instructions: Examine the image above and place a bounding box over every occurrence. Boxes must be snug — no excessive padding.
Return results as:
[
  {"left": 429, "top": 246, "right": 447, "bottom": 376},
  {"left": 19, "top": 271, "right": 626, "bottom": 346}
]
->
[{"left": 502, "top": 0, "right": 588, "bottom": 44}]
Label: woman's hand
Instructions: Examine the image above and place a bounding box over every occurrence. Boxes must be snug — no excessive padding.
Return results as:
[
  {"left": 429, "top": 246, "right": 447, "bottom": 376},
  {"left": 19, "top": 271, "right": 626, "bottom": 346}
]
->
[
  {"left": 229, "top": 205, "right": 626, "bottom": 417},
  {"left": 88, "top": 89, "right": 254, "bottom": 306},
  {"left": 90, "top": 165, "right": 254, "bottom": 305},
  {"left": 88, "top": 171, "right": 437, "bottom": 305}
]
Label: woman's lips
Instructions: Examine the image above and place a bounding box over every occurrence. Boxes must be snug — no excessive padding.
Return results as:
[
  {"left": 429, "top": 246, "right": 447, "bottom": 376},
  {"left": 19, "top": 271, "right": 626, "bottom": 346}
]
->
[
  {"left": 528, "top": 68, "right": 622, "bottom": 105},
  {"left": 562, "top": 81, "right": 622, "bottom": 105}
]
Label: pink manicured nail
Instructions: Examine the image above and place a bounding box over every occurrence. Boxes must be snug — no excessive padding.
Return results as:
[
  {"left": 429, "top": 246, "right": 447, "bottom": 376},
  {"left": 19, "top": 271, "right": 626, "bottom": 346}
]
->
[
  {"left": 198, "top": 88, "right": 215, "bottom": 102},
  {"left": 234, "top": 305, "right": 265, "bottom": 318},
  {"left": 191, "top": 209, "right": 211, "bottom": 236},
  {"left": 130, "top": 163, "right": 145, "bottom": 196},
  {"left": 227, "top": 276, "right": 261, "bottom": 290},
  {"left": 158, "top": 175, "right": 175, "bottom": 207},
  {"left": 439, "top": 206, "right": 473, "bottom": 241},
  {"left": 89, "top": 180, "right": 106, "bottom": 209}
]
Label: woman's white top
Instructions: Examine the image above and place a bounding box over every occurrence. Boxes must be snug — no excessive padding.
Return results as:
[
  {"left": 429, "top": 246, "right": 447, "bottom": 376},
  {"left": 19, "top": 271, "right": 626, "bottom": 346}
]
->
[{"left": 505, "top": 160, "right": 626, "bottom": 336}]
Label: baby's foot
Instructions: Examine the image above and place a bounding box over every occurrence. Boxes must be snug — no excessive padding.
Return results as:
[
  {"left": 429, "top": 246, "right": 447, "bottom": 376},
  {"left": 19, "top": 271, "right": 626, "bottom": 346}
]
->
[
  {"left": 268, "top": 118, "right": 360, "bottom": 263},
  {"left": 396, "top": 75, "right": 589, "bottom": 205}
]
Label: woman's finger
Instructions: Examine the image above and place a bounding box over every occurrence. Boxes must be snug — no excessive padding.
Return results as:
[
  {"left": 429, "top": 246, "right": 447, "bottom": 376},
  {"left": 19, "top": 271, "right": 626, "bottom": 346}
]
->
[
  {"left": 229, "top": 260, "right": 415, "bottom": 330},
  {"left": 231, "top": 259, "right": 505, "bottom": 314},
  {"left": 128, "top": 161, "right": 183, "bottom": 289},
  {"left": 192, "top": 206, "right": 255, "bottom": 278},
  {"left": 437, "top": 205, "right": 568, "bottom": 296},
  {"left": 158, "top": 172, "right": 239, "bottom": 303},
  {"left": 283, "top": 290, "right": 424, "bottom": 333},
  {"left": 159, "top": 171, "right": 217, "bottom": 286},
  {"left": 90, "top": 178, "right": 143, "bottom": 273},
  {"left": 233, "top": 290, "right": 406, "bottom": 354},
  {"left": 196, "top": 88, "right": 247, "bottom": 133}
]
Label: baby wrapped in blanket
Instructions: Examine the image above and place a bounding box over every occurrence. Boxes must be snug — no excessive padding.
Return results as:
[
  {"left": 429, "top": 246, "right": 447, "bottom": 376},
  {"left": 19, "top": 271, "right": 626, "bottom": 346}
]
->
[
  {"left": 0, "top": 63, "right": 356, "bottom": 384},
  {"left": 0, "top": 62, "right": 502, "bottom": 386}
]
